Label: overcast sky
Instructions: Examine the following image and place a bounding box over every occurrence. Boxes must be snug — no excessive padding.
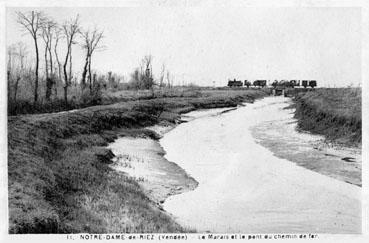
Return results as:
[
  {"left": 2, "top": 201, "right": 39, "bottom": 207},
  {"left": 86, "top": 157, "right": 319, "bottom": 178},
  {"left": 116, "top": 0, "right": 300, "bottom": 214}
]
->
[{"left": 6, "top": 6, "right": 361, "bottom": 87}]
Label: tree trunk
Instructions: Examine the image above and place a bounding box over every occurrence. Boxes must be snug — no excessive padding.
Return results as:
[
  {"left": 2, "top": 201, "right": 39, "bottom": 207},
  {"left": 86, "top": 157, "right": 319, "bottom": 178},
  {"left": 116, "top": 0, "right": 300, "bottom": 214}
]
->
[
  {"left": 48, "top": 45, "right": 53, "bottom": 77},
  {"left": 69, "top": 46, "right": 72, "bottom": 86},
  {"left": 63, "top": 46, "right": 70, "bottom": 106},
  {"left": 45, "top": 44, "right": 53, "bottom": 101},
  {"left": 14, "top": 76, "right": 20, "bottom": 102},
  {"left": 48, "top": 47, "right": 54, "bottom": 94},
  {"left": 34, "top": 36, "right": 39, "bottom": 103},
  {"left": 93, "top": 73, "right": 97, "bottom": 85},
  {"left": 81, "top": 51, "right": 89, "bottom": 89},
  {"left": 45, "top": 77, "right": 53, "bottom": 101},
  {"left": 44, "top": 44, "right": 49, "bottom": 79},
  {"left": 63, "top": 86, "right": 68, "bottom": 108},
  {"left": 88, "top": 55, "right": 92, "bottom": 93},
  {"left": 54, "top": 46, "right": 61, "bottom": 99}
]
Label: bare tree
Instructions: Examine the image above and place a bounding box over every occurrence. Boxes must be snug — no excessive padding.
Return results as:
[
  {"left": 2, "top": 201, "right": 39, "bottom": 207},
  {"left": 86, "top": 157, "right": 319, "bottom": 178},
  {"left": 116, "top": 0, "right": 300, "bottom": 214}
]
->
[
  {"left": 7, "top": 45, "right": 16, "bottom": 100},
  {"left": 41, "top": 19, "right": 57, "bottom": 101},
  {"left": 13, "top": 43, "right": 28, "bottom": 102},
  {"left": 166, "top": 70, "right": 172, "bottom": 89},
  {"left": 16, "top": 11, "right": 46, "bottom": 103},
  {"left": 16, "top": 42, "right": 27, "bottom": 71},
  {"left": 53, "top": 27, "right": 63, "bottom": 98},
  {"left": 159, "top": 63, "right": 166, "bottom": 88},
  {"left": 7, "top": 45, "right": 16, "bottom": 75},
  {"left": 69, "top": 45, "right": 73, "bottom": 86},
  {"left": 62, "top": 15, "right": 80, "bottom": 106},
  {"left": 80, "top": 27, "right": 104, "bottom": 92},
  {"left": 130, "top": 68, "right": 141, "bottom": 90},
  {"left": 7, "top": 42, "right": 28, "bottom": 102},
  {"left": 140, "top": 55, "right": 154, "bottom": 89}
]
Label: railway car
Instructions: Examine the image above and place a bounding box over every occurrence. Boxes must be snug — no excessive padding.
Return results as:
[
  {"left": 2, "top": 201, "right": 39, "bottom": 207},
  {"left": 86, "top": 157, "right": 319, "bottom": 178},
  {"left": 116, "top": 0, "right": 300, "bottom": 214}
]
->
[
  {"left": 289, "top": 80, "right": 300, "bottom": 87},
  {"left": 309, "top": 80, "right": 317, "bottom": 88},
  {"left": 272, "top": 80, "right": 279, "bottom": 88},
  {"left": 302, "top": 80, "right": 309, "bottom": 88},
  {"left": 228, "top": 79, "right": 243, "bottom": 87},
  {"left": 244, "top": 80, "right": 251, "bottom": 88},
  {"left": 253, "top": 80, "right": 267, "bottom": 87}
]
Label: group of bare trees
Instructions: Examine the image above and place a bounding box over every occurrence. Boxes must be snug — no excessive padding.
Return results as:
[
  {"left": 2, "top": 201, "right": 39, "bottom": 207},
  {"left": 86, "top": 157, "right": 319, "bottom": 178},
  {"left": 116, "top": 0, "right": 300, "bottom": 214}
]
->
[
  {"left": 157, "top": 62, "right": 175, "bottom": 89},
  {"left": 129, "top": 55, "right": 154, "bottom": 90},
  {"left": 10, "top": 10, "right": 181, "bottom": 112},
  {"left": 7, "top": 42, "right": 28, "bottom": 102},
  {"left": 129, "top": 55, "right": 175, "bottom": 90},
  {"left": 12, "top": 10, "right": 104, "bottom": 106}
]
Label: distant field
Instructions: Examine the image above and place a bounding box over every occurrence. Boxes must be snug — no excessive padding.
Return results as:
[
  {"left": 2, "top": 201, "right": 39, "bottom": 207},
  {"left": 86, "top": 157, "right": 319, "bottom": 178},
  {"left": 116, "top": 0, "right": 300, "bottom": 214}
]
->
[
  {"left": 102, "top": 86, "right": 271, "bottom": 103},
  {"left": 8, "top": 86, "right": 271, "bottom": 115},
  {"left": 294, "top": 88, "right": 361, "bottom": 145}
]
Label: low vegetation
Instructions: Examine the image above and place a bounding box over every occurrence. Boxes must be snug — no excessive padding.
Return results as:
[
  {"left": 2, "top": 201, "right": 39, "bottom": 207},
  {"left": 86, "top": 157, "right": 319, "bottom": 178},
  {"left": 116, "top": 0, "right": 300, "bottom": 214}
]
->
[
  {"left": 8, "top": 89, "right": 269, "bottom": 233},
  {"left": 294, "top": 88, "right": 361, "bottom": 146}
]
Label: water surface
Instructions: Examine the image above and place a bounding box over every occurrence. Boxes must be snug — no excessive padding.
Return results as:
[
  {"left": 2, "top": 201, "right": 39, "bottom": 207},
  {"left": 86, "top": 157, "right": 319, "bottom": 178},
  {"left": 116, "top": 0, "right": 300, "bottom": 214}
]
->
[{"left": 160, "top": 97, "right": 361, "bottom": 233}]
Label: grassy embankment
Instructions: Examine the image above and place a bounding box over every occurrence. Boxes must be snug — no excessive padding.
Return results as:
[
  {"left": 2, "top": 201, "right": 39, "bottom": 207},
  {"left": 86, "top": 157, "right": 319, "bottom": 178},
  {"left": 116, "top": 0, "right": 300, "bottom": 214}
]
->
[
  {"left": 9, "top": 86, "right": 249, "bottom": 115},
  {"left": 294, "top": 88, "right": 361, "bottom": 146},
  {"left": 8, "top": 86, "right": 203, "bottom": 115},
  {"left": 8, "top": 88, "right": 269, "bottom": 233}
]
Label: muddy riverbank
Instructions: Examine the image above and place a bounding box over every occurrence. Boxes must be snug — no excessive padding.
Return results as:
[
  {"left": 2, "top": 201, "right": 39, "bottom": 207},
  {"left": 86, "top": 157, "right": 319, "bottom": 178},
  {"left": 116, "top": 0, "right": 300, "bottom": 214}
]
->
[
  {"left": 108, "top": 136, "right": 198, "bottom": 204},
  {"left": 294, "top": 88, "right": 361, "bottom": 145},
  {"left": 108, "top": 108, "right": 236, "bottom": 204},
  {"left": 251, "top": 99, "right": 361, "bottom": 187}
]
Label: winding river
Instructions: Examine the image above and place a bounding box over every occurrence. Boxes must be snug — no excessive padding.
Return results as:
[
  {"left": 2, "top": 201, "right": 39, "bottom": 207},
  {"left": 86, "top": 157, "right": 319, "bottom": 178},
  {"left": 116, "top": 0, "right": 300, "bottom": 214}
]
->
[{"left": 160, "top": 96, "right": 361, "bottom": 233}]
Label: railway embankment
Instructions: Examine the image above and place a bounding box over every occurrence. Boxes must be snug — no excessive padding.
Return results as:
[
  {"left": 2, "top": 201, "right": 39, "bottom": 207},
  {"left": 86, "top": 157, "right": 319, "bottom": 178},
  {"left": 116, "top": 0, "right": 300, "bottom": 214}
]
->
[
  {"left": 8, "top": 89, "right": 268, "bottom": 233},
  {"left": 293, "top": 88, "right": 361, "bottom": 146}
]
